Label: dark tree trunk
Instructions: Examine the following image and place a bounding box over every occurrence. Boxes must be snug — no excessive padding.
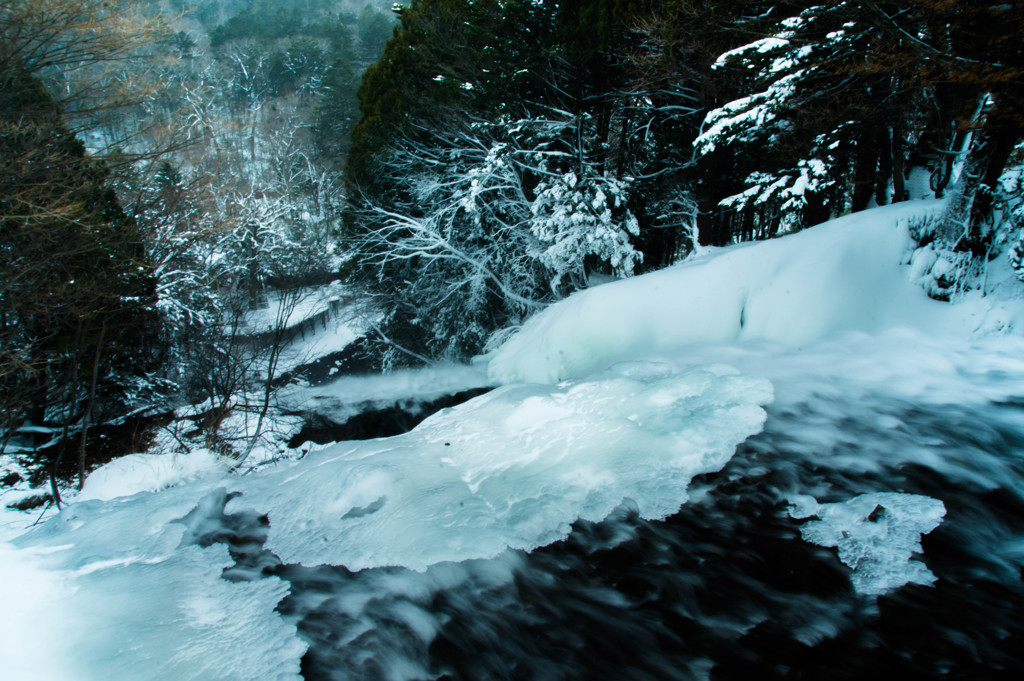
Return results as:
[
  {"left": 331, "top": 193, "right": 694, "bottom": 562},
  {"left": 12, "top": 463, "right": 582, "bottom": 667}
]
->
[
  {"left": 875, "top": 127, "right": 893, "bottom": 206},
  {"left": 892, "top": 120, "right": 906, "bottom": 202},
  {"left": 803, "top": 192, "right": 830, "bottom": 228},
  {"left": 78, "top": 319, "right": 107, "bottom": 489},
  {"left": 940, "top": 105, "right": 1022, "bottom": 253},
  {"left": 851, "top": 126, "right": 879, "bottom": 212},
  {"left": 968, "top": 114, "right": 1022, "bottom": 242}
]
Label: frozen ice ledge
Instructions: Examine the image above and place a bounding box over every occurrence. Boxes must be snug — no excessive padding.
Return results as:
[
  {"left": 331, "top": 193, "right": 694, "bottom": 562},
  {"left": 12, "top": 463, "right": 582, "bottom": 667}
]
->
[{"left": 228, "top": 360, "right": 772, "bottom": 570}]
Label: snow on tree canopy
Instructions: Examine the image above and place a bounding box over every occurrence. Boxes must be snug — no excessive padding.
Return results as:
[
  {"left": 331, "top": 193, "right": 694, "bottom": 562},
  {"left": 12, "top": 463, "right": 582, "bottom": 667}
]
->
[{"left": 529, "top": 170, "right": 641, "bottom": 288}]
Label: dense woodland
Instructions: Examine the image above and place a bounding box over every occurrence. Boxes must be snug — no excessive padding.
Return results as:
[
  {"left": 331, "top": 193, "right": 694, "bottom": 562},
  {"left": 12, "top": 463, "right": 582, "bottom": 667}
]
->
[
  {"left": 1, "top": 0, "right": 396, "bottom": 499},
  {"left": 2, "top": 0, "right": 1023, "bottom": 498},
  {"left": 348, "top": 0, "right": 1024, "bottom": 359}
]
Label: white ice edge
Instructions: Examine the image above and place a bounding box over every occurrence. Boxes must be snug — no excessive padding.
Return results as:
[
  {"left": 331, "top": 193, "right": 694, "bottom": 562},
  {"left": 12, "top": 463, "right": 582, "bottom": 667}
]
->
[{"left": 790, "top": 492, "right": 946, "bottom": 596}]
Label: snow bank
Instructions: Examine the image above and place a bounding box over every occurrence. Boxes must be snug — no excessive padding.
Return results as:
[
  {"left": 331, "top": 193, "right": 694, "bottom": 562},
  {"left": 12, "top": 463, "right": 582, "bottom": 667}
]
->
[
  {"left": 487, "top": 201, "right": 1001, "bottom": 384},
  {"left": 231, "top": 361, "right": 771, "bottom": 571},
  {"left": 77, "top": 449, "right": 227, "bottom": 502},
  {"left": 790, "top": 493, "right": 946, "bottom": 595}
]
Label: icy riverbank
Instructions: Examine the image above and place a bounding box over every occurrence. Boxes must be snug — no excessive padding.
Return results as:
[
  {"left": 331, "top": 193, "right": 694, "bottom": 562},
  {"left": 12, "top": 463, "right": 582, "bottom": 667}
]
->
[{"left": 4, "top": 202, "right": 1024, "bottom": 680}]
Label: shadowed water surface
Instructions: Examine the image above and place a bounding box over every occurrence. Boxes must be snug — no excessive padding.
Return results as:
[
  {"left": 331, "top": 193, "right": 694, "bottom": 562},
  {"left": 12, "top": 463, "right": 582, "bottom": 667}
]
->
[
  {"left": 261, "top": 360, "right": 1024, "bottom": 680},
  {"left": 181, "top": 335, "right": 1024, "bottom": 680}
]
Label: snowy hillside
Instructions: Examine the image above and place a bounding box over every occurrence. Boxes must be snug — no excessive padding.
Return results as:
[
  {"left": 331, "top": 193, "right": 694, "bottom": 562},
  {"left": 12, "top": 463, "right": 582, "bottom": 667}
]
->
[
  {"left": 4, "top": 203, "right": 1024, "bottom": 680},
  {"left": 488, "top": 200, "right": 1024, "bottom": 384}
]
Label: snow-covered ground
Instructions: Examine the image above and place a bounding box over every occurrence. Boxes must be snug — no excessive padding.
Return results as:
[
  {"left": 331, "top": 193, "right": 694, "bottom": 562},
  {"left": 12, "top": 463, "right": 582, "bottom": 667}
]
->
[
  {"left": 487, "top": 200, "right": 1024, "bottom": 383},
  {"left": 243, "top": 282, "right": 375, "bottom": 376},
  {"left": 243, "top": 286, "right": 341, "bottom": 336},
  {"left": 3, "top": 201, "right": 1024, "bottom": 679}
]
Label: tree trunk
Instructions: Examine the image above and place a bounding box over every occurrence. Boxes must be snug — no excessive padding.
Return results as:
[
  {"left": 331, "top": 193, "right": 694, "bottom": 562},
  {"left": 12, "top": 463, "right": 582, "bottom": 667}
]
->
[
  {"left": 891, "top": 120, "right": 906, "bottom": 202},
  {"left": 939, "top": 106, "right": 1022, "bottom": 253},
  {"left": 78, "top": 319, "right": 107, "bottom": 489},
  {"left": 874, "top": 127, "right": 892, "bottom": 207},
  {"left": 851, "top": 126, "right": 879, "bottom": 212},
  {"left": 51, "top": 323, "right": 86, "bottom": 509}
]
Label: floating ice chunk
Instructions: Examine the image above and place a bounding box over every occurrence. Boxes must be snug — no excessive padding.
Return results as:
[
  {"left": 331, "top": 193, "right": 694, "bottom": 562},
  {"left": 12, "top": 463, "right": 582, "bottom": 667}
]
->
[
  {"left": 790, "top": 492, "right": 946, "bottom": 595},
  {"left": 230, "top": 361, "right": 772, "bottom": 571}
]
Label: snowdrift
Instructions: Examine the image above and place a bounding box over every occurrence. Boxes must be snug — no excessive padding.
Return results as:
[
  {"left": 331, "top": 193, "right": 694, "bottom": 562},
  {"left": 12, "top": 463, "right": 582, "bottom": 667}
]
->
[{"left": 487, "top": 201, "right": 1018, "bottom": 384}]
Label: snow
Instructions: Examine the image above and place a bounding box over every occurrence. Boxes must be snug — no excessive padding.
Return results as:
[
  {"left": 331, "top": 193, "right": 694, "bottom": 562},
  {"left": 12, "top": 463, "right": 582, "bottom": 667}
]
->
[
  {"left": 486, "top": 201, "right": 1023, "bottom": 384},
  {"left": 2, "top": 482, "right": 306, "bottom": 681},
  {"left": 0, "top": 543, "right": 79, "bottom": 681},
  {"left": 267, "top": 293, "right": 376, "bottom": 376},
  {"left": 906, "top": 166, "right": 934, "bottom": 200},
  {"left": 77, "top": 449, "right": 227, "bottom": 502},
  {"left": 694, "top": 69, "right": 803, "bottom": 155},
  {"left": 301, "top": 362, "right": 490, "bottom": 405},
  {"left": 1, "top": 356, "right": 770, "bottom": 678},
  {"left": 243, "top": 284, "right": 343, "bottom": 335},
  {"left": 713, "top": 36, "right": 791, "bottom": 70},
  {"left": 241, "top": 284, "right": 325, "bottom": 333},
  {"left": 790, "top": 493, "right": 946, "bottom": 595},
  {"left": 288, "top": 361, "right": 492, "bottom": 422},
  {"left": 5, "top": 200, "right": 1024, "bottom": 675}
]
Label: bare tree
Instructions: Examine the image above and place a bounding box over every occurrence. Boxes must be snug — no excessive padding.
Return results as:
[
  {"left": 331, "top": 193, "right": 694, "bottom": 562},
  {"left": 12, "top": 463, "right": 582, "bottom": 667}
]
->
[{"left": 351, "top": 108, "right": 649, "bottom": 359}]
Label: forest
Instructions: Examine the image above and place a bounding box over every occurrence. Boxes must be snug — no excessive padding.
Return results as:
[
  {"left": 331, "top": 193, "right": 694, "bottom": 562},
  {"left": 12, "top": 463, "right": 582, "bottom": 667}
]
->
[
  {"left": 4, "top": 2, "right": 1024, "bottom": 680},
  {"left": 2, "top": 0, "right": 1024, "bottom": 549}
]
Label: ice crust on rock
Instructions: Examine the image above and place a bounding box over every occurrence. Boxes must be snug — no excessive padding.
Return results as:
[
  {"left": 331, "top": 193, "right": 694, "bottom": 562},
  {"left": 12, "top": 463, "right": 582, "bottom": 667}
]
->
[
  {"left": 3, "top": 360, "right": 770, "bottom": 679},
  {"left": 790, "top": 492, "right": 946, "bottom": 595},
  {"left": 230, "top": 361, "right": 772, "bottom": 571}
]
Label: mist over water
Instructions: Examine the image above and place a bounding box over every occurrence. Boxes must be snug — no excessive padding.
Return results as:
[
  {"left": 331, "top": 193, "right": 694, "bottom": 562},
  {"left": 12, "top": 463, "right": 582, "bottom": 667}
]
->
[{"left": 264, "top": 333, "right": 1024, "bottom": 680}]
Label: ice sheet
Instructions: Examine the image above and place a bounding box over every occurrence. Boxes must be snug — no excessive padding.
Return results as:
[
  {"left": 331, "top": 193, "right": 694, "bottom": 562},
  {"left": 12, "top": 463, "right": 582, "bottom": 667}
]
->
[
  {"left": 7, "top": 485, "right": 306, "bottom": 681},
  {"left": 231, "top": 361, "right": 772, "bottom": 571}
]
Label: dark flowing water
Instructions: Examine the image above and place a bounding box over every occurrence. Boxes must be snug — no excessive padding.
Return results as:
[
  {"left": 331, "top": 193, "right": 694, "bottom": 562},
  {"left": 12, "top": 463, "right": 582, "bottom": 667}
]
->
[{"left": 200, "top": 338, "right": 1024, "bottom": 681}]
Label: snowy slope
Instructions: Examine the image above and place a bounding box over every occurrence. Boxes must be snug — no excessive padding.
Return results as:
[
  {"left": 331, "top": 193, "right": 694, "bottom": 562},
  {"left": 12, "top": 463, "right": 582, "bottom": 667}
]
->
[{"left": 487, "top": 201, "right": 1024, "bottom": 384}]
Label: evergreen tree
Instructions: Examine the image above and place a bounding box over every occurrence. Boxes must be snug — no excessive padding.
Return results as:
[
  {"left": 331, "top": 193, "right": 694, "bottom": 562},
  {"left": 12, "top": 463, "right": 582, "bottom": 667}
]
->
[
  {"left": 345, "top": 0, "right": 665, "bottom": 359},
  {"left": 0, "top": 60, "right": 161, "bottom": 497},
  {"left": 314, "top": 26, "right": 361, "bottom": 159}
]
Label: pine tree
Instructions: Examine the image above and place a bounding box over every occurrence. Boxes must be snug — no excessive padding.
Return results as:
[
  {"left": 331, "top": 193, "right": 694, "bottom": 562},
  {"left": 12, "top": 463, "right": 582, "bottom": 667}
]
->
[
  {"left": 345, "top": 0, "right": 665, "bottom": 359},
  {"left": 0, "top": 60, "right": 161, "bottom": 497}
]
